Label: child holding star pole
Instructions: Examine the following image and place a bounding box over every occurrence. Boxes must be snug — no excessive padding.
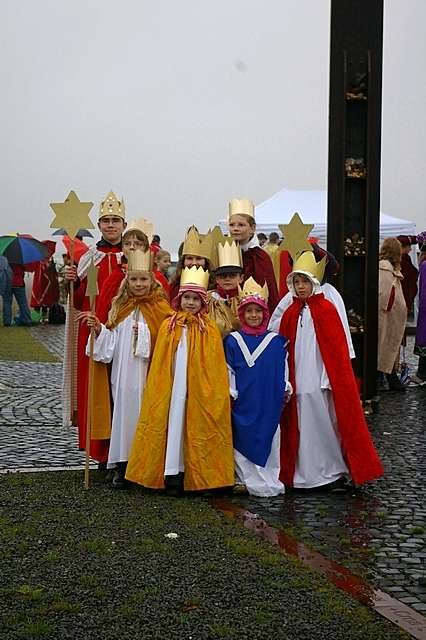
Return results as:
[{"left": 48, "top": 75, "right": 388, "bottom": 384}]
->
[
  {"left": 83, "top": 249, "right": 171, "bottom": 488},
  {"left": 61, "top": 191, "right": 125, "bottom": 465}
]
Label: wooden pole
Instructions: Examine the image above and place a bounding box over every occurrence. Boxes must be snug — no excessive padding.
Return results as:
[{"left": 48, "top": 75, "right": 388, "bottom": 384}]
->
[
  {"left": 68, "top": 238, "right": 77, "bottom": 426},
  {"left": 84, "top": 297, "right": 96, "bottom": 490}
]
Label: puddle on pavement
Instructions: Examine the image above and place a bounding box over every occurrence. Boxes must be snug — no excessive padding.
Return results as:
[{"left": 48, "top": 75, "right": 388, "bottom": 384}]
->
[{"left": 212, "top": 498, "right": 426, "bottom": 640}]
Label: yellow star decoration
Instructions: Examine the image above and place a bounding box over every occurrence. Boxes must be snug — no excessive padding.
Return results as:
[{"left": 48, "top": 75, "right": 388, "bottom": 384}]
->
[
  {"left": 50, "top": 190, "right": 95, "bottom": 239},
  {"left": 86, "top": 258, "right": 99, "bottom": 307},
  {"left": 279, "top": 213, "right": 314, "bottom": 262}
]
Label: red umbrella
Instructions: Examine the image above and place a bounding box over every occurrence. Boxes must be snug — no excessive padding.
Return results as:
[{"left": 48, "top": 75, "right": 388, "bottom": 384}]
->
[{"left": 62, "top": 235, "right": 89, "bottom": 262}]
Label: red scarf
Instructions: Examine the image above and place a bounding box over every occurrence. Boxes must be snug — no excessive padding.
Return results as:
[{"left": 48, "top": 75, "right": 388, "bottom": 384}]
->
[
  {"left": 216, "top": 284, "right": 239, "bottom": 300},
  {"left": 279, "top": 294, "right": 384, "bottom": 486}
]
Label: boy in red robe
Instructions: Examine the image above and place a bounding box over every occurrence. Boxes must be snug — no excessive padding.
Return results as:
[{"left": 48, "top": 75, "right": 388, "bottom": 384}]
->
[
  {"left": 63, "top": 191, "right": 126, "bottom": 463},
  {"left": 227, "top": 198, "right": 279, "bottom": 314}
]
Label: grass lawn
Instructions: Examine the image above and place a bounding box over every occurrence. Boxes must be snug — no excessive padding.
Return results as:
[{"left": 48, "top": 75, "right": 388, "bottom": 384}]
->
[
  {"left": 0, "top": 471, "right": 410, "bottom": 640},
  {"left": 0, "top": 326, "right": 57, "bottom": 363}
]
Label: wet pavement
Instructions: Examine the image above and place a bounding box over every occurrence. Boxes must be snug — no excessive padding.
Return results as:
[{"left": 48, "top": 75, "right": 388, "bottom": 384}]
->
[
  {"left": 233, "top": 384, "right": 426, "bottom": 613},
  {"left": 0, "top": 325, "right": 86, "bottom": 469},
  {"left": 0, "top": 325, "right": 425, "bottom": 617}
]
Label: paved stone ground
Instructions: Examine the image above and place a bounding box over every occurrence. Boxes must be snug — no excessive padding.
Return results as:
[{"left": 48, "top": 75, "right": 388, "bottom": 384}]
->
[
  {"left": 0, "top": 325, "right": 87, "bottom": 469},
  {"left": 28, "top": 324, "right": 65, "bottom": 359},
  {"left": 0, "top": 325, "right": 425, "bottom": 617},
  {"left": 233, "top": 382, "right": 426, "bottom": 613}
]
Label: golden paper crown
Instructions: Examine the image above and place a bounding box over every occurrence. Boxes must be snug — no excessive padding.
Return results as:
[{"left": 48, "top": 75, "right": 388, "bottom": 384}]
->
[
  {"left": 182, "top": 226, "right": 213, "bottom": 261},
  {"left": 217, "top": 239, "right": 243, "bottom": 269},
  {"left": 180, "top": 265, "right": 209, "bottom": 290},
  {"left": 208, "top": 225, "right": 227, "bottom": 245},
  {"left": 99, "top": 191, "right": 126, "bottom": 220},
  {"left": 240, "top": 277, "right": 268, "bottom": 302},
  {"left": 292, "top": 250, "right": 326, "bottom": 282},
  {"left": 127, "top": 249, "right": 153, "bottom": 272},
  {"left": 228, "top": 198, "right": 255, "bottom": 220},
  {"left": 126, "top": 217, "right": 154, "bottom": 243},
  {"left": 207, "top": 225, "right": 227, "bottom": 270}
]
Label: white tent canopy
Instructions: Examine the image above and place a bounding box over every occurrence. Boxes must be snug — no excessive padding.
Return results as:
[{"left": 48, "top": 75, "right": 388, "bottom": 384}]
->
[{"left": 221, "top": 187, "right": 416, "bottom": 247}]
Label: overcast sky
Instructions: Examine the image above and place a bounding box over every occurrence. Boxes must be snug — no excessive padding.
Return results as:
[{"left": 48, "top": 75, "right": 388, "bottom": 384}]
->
[{"left": 1, "top": 0, "right": 425, "bottom": 251}]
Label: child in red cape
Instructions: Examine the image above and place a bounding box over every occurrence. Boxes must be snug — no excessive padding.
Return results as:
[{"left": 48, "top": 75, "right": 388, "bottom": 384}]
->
[{"left": 278, "top": 251, "right": 383, "bottom": 489}]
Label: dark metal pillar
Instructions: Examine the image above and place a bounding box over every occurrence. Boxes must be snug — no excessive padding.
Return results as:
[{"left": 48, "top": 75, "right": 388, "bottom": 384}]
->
[{"left": 327, "top": 0, "right": 384, "bottom": 405}]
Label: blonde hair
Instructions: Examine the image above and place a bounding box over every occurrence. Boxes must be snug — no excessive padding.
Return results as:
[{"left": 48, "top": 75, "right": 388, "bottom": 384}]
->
[
  {"left": 379, "top": 237, "right": 401, "bottom": 269},
  {"left": 107, "top": 273, "right": 157, "bottom": 326},
  {"left": 155, "top": 249, "right": 171, "bottom": 263}
]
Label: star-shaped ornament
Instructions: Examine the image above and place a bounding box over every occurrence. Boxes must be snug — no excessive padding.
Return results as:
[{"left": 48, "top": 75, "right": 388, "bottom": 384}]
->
[
  {"left": 86, "top": 258, "right": 99, "bottom": 307},
  {"left": 279, "top": 213, "right": 314, "bottom": 262},
  {"left": 50, "top": 191, "right": 95, "bottom": 239}
]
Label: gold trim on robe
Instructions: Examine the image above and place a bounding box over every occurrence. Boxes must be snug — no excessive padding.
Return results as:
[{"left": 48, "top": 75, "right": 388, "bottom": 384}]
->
[
  {"left": 90, "top": 289, "right": 172, "bottom": 440},
  {"left": 126, "top": 312, "right": 235, "bottom": 490},
  {"left": 207, "top": 291, "right": 241, "bottom": 338}
]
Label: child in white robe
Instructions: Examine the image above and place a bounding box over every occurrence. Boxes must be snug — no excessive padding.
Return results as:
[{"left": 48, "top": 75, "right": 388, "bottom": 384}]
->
[
  {"left": 85, "top": 250, "right": 171, "bottom": 488},
  {"left": 276, "top": 251, "right": 383, "bottom": 489}
]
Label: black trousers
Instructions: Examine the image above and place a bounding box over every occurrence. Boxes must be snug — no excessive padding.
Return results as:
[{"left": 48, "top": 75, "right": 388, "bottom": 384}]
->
[{"left": 418, "top": 356, "right": 426, "bottom": 381}]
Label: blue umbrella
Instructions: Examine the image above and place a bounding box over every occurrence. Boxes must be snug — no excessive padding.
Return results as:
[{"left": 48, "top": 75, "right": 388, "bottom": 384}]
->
[
  {"left": 0, "top": 234, "right": 50, "bottom": 265},
  {"left": 52, "top": 228, "right": 94, "bottom": 238}
]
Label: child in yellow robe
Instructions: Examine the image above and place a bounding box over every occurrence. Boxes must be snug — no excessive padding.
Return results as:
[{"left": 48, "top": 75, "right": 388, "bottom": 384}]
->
[{"left": 126, "top": 266, "right": 234, "bottom": 494}]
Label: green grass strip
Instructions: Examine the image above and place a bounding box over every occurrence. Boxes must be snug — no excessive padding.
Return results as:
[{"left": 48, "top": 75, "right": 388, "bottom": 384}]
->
[
  {"left": 0, "top": 471, "right": 410, "bottom": 640},
  {"left": 0, "top": 326, "right": 58, "bottom": 362}
]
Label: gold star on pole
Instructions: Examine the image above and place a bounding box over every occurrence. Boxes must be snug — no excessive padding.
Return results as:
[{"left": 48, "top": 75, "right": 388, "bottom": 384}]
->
[
  {"left": 86, "top": 258, "right": 99, "bottom": 308},
  {"left": 50, "top": 190, "right": 95, "bottom": 238},
  {"left": 279, "top": 212, "right": 314, "bottom": 262}
]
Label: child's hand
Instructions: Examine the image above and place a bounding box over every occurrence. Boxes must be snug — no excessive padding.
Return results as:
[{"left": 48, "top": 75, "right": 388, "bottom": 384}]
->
[
  {"left": 64, "top": 265, "right": 78, "bottom": 282},
  {"left": 83, "top": 313, "right": 101, "bottom": 336}
]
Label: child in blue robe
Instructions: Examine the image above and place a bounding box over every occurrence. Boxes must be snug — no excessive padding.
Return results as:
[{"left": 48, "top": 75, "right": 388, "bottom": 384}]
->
[{"left": 224, "top": 278, "right": 291, "bottom": 496}]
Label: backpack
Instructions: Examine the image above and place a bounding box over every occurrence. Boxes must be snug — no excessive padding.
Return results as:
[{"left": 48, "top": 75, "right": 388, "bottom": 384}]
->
[{"left": 0, "top": 256, "right": 12, "bottom": 296}]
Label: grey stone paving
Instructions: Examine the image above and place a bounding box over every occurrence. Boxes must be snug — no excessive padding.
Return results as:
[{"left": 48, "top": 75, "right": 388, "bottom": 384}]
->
[
  {"left": 0, "top": 324, "right": 425, "bottom": 616},
  {"left": 234, "top": 384, "right": 426, "bottom": 612},
  {"left": 0, "top": 325, "right": 87, "bottom": 469},
  {"left": 28, "top": 324, "right": 65, "bottom": 359}
]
